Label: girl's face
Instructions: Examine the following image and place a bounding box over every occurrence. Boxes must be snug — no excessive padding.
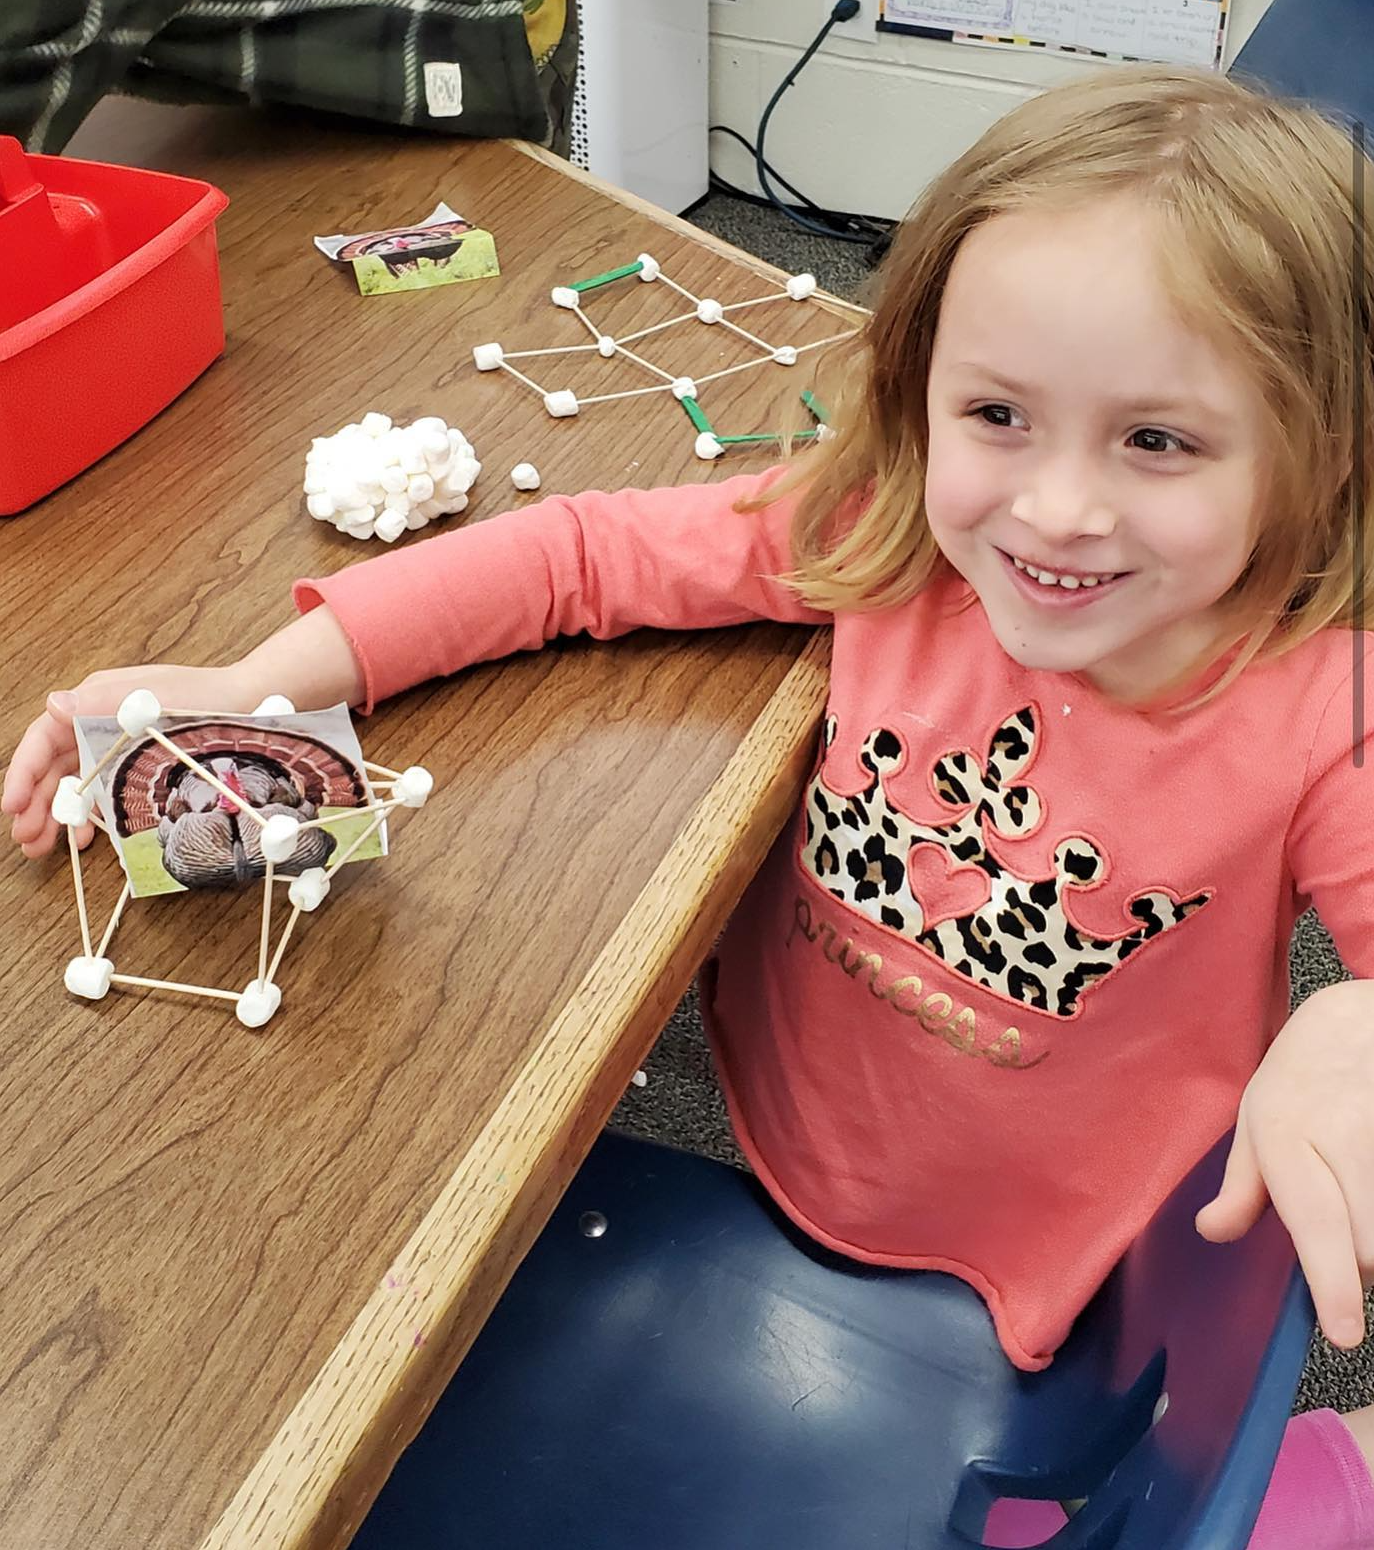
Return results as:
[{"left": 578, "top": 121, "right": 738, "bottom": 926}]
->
[{"left": 924, "top": 199, "right": 1273, "bottom": 700}]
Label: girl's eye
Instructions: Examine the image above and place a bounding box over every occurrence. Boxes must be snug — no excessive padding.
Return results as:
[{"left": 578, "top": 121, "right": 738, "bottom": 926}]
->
[
  {"left": 1129, "top": 427, "right": 1198, "bottom": 456},
  {"left": 965, "top": 404, "right": 1198, "bottom": 456},
  {"left": 970, "top": 404, "right": 1021, "bottom": 430}
]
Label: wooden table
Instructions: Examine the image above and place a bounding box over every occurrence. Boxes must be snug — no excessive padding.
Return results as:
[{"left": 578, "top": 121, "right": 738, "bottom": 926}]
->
[{"left": 0, "top": 98, "right": 857, "bottom": 1549}]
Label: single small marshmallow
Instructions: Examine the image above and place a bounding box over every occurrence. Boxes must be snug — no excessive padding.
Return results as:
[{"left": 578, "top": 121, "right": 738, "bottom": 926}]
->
[
  {"left": 398, "top": 442, "right": 426, "bottom": 476},
  {"left": 236, "top": 978, "right": 282, "bottom": 1029},
  {"left": 375, "top": 509, "right": 408, "bottom": 542},
  {"left": 260, "top": 813, "right": 301, "bottom": 864},
  {"left": 382, "top": 489, "right": 413, "bottom": 515},
  {"left": 117, "top": 689, "right": 161, "bottom": 736},
  {"left": 473, "top": 341, "right": 505, "bottom": 371},
  {"left": 773, "top": 346, "right": 798, "bottom": 366},
  {"left": 415, "top": 499, "right": 443, "bottom": 521},
  {"left": 636, "top": 253, "right": 660, "bottom": 282},
  {"left": 288, "top": 867, "right": 331, "bottom": 912},
  {"left": 306, "top": 493, "right": 335, "bottom": 520},
  {"left": 394, "top": 765, "right": 434, "bottom": 808},
  {"left": 51, "top": 775, "right": 94, "bottom": 827},
  {"left": 361, "top": 411, "right": 392, "bottom": 437},
  {"left": 380, "top": 465, "right": 408, "bottom": 494},
  {"left": 544, "top": 390, "right": 579, "bottom": 418},
  {"left": 420, "top": 430, "right": 450, "bottom": 462},
  {"left": 412, "top": 416, "right": 446, "bottom": 435},
  {"left": 696, "top": 298, "right": 724, "bottom": 324},
  {"left": 551, "top": 286, "right": 579, "bottom": 309},
  {"left": 407, "top": 472, "right": 435, "bottom": 502},
  {"left": 328, "top": 479, "right": 367, "bottom": 511},
  {"left": 346, "top": 523, "right": 375, "bottom": 541},
  {"left": 339, "top": 505, "right": 374, "bottom": 528},
  {"left": 671, "top": 377, "right": 697, "bottom": 401},
  {"left": 695, "top": 432, "right": 724, "bottom": 461},
  {"left": 252, "top": 695, "right": 296, "bottom": 715},
  {"left": 65, "top": 955, "right": 114, "bottom": 1000},
  {"left": 511, "top": 462, "right": 541, "bottom": 491},
  {"left": 303, "top": 472, "right": 326, "bottom": 496},
  {"left": 597, "top": 335, "right": 617, "bottom": 358},
  {"left": 406, "top": 506, "right": 434, "bottom": 529},
  {"left": 786, "top": 272, "right": 817, "bottom": 300}
]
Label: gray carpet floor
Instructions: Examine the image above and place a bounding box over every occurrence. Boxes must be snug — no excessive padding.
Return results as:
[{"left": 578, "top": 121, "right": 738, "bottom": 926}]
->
[{"left": 609, "top": 191, "right": 1373, "bottom": 1420}]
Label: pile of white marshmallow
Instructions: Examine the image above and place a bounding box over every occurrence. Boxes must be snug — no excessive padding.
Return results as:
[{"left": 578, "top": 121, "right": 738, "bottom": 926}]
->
[{"left": 302, "top": 413, "right": 480, "bottom": 542}]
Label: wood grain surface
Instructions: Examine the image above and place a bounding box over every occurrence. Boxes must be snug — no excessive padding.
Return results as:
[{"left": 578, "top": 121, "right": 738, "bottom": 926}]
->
[{"left": 0, "top": 100, "right": 850, "bottom": 1549}]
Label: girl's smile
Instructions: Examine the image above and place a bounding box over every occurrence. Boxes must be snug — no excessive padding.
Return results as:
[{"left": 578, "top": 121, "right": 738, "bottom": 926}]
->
[{"left": 996, "top": 547, "right": 1132, "bottom": 607}]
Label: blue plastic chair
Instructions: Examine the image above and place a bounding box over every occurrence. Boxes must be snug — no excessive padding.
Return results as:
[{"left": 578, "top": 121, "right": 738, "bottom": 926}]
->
[{"left": 350, "top": 1127, "right": 1311, "bottom": 1549}]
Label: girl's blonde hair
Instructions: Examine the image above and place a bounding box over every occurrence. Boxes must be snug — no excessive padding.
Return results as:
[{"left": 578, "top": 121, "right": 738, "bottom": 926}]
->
[{"left": 744, "top": 63, "right": 1374, "bottom": 711}]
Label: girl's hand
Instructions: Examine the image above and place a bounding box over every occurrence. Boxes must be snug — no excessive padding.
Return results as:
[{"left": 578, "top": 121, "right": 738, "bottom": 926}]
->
[
  {"left": 1195, "top": 979, "right": 1374, "bottom": 1350},
  {"left": 2, "top": 664, "right": 255, "bottom": 860}
]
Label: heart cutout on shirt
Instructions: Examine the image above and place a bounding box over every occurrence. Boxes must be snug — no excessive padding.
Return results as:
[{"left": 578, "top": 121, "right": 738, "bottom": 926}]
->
[{"left": 906, "top": 842, "right": 991, "bottom": 928}]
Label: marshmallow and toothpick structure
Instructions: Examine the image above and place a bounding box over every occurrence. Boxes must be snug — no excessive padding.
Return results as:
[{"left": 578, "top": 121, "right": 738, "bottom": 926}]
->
[
  {"left": 472, "top": 254, "right": 858, "bottom": 459},
  {"left": 53, "top": 690, "right": 434, "bottom": 1029}
]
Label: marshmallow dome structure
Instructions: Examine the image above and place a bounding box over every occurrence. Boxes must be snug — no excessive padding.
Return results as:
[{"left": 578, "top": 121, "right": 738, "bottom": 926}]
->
[{"left": 304, "top": 413, "right": 480, "bottom": 542}]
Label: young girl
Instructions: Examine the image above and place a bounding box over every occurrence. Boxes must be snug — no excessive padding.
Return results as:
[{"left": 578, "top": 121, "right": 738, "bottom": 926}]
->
[{"left": 6, "top": 63, "right": 1374, "bottom": 1547}]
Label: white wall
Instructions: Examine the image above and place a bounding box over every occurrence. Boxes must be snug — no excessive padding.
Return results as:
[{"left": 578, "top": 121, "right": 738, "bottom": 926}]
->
[{"left": 708, "top": 0, "right": 1275, "bottom": 221}]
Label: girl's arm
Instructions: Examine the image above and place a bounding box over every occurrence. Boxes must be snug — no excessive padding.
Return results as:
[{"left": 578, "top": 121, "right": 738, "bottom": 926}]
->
[
  {"left": 6, "top": 464, "right": 829, "bottom": 856},
  {"left": 293, "top": 466, "right": 829, "bottom": 711},
  {"left": 1225, "top": 641, "right": 1374, "bottom": 1347},
  {"left": 1195, "top": 976, "right": 1374, "bottom": 1351}
]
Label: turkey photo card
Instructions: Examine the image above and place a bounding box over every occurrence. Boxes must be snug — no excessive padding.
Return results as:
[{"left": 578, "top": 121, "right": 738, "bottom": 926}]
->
[{"left": 73, "top": 704, "right": 387, "bottom": 898}]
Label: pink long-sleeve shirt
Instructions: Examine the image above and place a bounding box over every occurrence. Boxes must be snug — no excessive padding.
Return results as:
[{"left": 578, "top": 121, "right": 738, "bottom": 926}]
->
[{"left": 295, "top": 466, "right": 1374, "bottom": 1371}]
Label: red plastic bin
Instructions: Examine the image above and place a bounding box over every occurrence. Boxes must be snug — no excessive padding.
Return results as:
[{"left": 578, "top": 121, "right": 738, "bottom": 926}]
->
[{"left": 0, "top": 136, "right": 229, "bottom": 515}]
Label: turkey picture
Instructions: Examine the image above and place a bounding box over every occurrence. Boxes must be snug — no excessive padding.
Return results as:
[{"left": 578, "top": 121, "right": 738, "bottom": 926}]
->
[{"left": 106, "top": 719, "right": 372, "bottom": 892}]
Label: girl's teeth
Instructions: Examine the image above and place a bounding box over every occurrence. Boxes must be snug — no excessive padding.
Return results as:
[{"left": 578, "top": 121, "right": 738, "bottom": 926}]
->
[{"left": 1011, "top": 555, "right": 1116, "bottom": 589}]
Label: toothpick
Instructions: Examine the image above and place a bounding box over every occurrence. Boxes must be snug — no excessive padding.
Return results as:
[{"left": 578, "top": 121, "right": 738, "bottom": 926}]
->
[
  {"left": 613, "top": 309, "right": 699, "bottom": 347},
  {"left": 578, "top": 383, "right": 676, "bottom": 407},
  {"left": 265, "top": 905, "right": 305, "bottom": 986},
  {"left": 718, "top": 316, "right": 775, "bottom": 354},
  {"left": 497, "top": 359, "right": 550, "bottom": 396},
  {"left": 504, "top": 343, "right": 599, "bottom": 359},
  {"left": 144, "top": 729, "right": 269, "bottom": 827},
  {"left": 76, "top": 731, "right": 131, "bottom": 796},
  {"left": 608, "top": 342, "right": 676, "bottom": 384},
  {"left": 97, "top": 881, "right": 131, "bottom": 959},
  {"left": 110, "top": 973, "right": 242, "bottom": 1002},
  {"left": 327, "top": 808, "right": 390, "bottom": 873},
  {"left": 68, "top": 827, "right": 93, "bottom": 958},
  {"left": 258, "top": 862, "right": 275, "bottom": 986},
  {"left": 569, "top": 304, "right": 602, "bottom": 344},
  {"left": 657, "top": 273, "right": 702, "bottom": 307},
  {"left": 295, "top": 799, "right": 400, "bottom": 833}
]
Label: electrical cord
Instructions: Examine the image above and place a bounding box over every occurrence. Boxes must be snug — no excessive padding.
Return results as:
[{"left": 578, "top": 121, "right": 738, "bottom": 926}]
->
[
  {"left": 711, "top": 125, "right": 835, "bottom": 219},
  {"left": 753, "top": 1, "right": 883, "bottom": 245},
  {"left": 709, "top": 125, "right": 891, "bottom": 245}
]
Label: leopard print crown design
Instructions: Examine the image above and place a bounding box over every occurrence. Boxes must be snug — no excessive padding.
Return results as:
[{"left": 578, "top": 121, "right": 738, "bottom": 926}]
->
[{"left": 801, "top": 705, "right": 1211, "bottom": 1017}]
